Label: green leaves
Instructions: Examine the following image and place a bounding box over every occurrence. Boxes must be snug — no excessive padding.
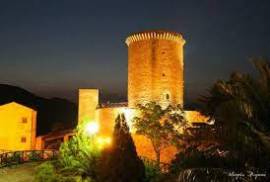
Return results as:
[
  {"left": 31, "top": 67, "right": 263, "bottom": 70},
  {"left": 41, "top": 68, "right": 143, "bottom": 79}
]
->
[
  {"left": 199, "top": 58, "right": 270, "bottom": 169},
  {"left": 58, "top": 121, "right": 101, "bottom": 180},
  {"left": 133, "top": 102, "right": 187, "bottom": 165}
]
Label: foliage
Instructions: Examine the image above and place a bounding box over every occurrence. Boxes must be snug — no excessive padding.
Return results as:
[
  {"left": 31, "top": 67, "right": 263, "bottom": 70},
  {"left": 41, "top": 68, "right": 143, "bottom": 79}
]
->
[
  {"left": 198, "top": 58, "right": 270, "bottom": 169},
  {"left": 5, "top": 152, "right": 22, "bottom": 166},
  {"left": 133, "top": 102, "right": 187, "bottom": 166},
  {"left": 35, "top": 161, "right": 92, "bottom": 182},
  {"left": 169, "top": 146, "right": 241, "bottom": 175},
  {"left": 176, "top": 168, "right": 230, "bottom": 182},
  {"left": 35, "top": 161, "right": 58, "bottom": 182},
  {"left": 201, "top": 59, "right": 270, "bottom": 143},
  {"left": 166, "top": 59, "right": 270, "bottom": 181},
  {"left": 98, "top": 114, "right": 145, "bottom": 182},
  {"left": 57, "top": 120, "right": 101, "bottom": 181},
  {"left": 175, "top": 168, "right": 269, "bottom": 182},
  {"left": 29, "top": 151, "right": 43, "bottom": 161},
  {"left": 143, "top": 158, "right": 162, "bottom": 182}
]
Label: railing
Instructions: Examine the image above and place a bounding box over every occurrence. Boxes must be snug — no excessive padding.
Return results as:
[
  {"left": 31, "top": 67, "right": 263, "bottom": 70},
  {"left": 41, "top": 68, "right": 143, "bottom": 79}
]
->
[{"left": 0, "top": 150, "right": 58, "bottom": 168}]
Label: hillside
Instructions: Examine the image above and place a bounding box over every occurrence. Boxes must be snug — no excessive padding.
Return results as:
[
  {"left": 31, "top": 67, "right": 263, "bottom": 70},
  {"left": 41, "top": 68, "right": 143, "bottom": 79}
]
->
[{"left": 0, "top": 84, "right": 77, "bottom": 135}]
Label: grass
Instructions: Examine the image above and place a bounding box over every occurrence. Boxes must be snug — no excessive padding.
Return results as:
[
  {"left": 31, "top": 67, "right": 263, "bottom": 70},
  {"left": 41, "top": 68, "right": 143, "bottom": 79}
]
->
[{"left": 0, "top": 162, "right": 41, "bottom": 182}]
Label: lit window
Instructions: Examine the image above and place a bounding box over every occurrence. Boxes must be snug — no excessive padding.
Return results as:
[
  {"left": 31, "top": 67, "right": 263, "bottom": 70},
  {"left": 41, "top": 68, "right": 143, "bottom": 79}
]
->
[
  {"left": 22, "top": 117, "right": 27, "bottom": 123},
  {"left": 21, "top": 137, "right": 27, "bottom": 143}
]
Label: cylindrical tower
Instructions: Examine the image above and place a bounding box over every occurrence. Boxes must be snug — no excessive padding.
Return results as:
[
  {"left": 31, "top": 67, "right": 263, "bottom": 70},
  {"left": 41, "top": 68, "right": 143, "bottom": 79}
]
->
[{"left": 126, "top": 30, "right": 185, "bottom": 108}]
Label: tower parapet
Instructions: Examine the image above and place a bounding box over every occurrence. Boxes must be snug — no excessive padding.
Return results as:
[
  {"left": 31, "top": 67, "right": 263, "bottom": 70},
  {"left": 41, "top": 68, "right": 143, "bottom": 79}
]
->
[
  {"left": 125, "top": 31, "right": 185, "bottom": 46},
  {"left": 126, "top": 30, "right": 185, "bottom": 108}
]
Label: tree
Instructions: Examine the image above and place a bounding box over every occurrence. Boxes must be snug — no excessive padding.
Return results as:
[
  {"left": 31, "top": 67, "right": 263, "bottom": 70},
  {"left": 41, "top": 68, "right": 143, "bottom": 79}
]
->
[
  {"left": 133, "top": 102, "right": 187, "bottom": 167},
  {"left": 167, "top": 59, "right": 270, "bottom": 181},
  {"left": 98, "top": 114, "right": 145, "bottom": 182},
  {"left": 58, "top": 120, "right": 101, "bottom": 181},
  {"left": 199, "top": 58, "right": 270, "bottom": 169}
]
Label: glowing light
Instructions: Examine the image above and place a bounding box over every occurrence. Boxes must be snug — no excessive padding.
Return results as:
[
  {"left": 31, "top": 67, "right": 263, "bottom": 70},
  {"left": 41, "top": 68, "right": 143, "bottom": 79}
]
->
[
  {"left": 97, "top": 137, "right": 112, "bottom": 148},
  {"left": 85, "top": 122, "right": 99, "bottom": 135},
  {"left": 119, "top": 108, "right": 136, "bottom": 132}
]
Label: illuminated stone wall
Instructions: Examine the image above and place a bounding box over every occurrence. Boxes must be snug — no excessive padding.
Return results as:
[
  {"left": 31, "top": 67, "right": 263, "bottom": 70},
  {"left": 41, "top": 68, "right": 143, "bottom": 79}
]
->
[
  {"left": 95, "top": 107, "right": 136, "bottom": 137},
  {"left": 78, "top": 89, "right": 99, "bottom": 123},
  {"left": 0, "top": 102, "right": 36, "bottom": 151},
  {"left": 94, "top": 107, "right": 208, "bottom": 163},
  {"left": 185, "top": 110, "right": 209, "bottom": 123},
  {"left": 95, "top": 107, "right": 167, "bottom": 161},
  {"left": 126, "top": 31, "right": 185, "bottom": 108},
  {"left": 93, "top": 107, "right": 209, "bottom": 163}
]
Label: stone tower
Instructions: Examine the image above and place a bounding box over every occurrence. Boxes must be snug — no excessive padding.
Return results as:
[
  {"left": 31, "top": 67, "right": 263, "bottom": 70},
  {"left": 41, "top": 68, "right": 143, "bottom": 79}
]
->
[{"left": 126, "top": 31, "right": 185, "bottom": 108}]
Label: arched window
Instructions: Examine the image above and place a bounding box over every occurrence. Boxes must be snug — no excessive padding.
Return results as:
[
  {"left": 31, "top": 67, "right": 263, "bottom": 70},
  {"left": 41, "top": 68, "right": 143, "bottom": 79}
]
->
[
  {"left": 163, "top": 92, "right": 170, "bottom": 101},
  {"left": 166, "top": 94, "right": 170, "bottom": 100}
]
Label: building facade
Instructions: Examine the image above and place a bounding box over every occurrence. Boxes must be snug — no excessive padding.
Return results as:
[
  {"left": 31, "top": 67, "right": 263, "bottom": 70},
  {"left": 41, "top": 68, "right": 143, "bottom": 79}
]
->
[{"left": 0, "top": 102, "right": 37, "bottom": 152}]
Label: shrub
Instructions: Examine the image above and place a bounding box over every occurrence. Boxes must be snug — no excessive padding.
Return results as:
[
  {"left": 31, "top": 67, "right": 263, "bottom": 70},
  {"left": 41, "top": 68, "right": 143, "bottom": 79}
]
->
[
  {"left": 57, "top": 120, "right": 100, "bottom": 181},
  {"left": 177, "top": 168, "right": 229, "bottom": 182},
  {"left": 29, "top": 151, "right": 42, "bottom": 161},
  {"left": 143, "top": 159, "right": 162, "bottom": 182},
  {"left": 35, "top": 161, "right": 93, "bottom": 182},
  {"left": 35, "top": 161, "right": 58, "bottom": 182}
]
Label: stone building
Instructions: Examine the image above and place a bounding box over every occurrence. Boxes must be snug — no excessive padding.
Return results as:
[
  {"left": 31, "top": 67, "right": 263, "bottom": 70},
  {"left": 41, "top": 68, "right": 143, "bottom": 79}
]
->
[
  {"left": 78, "top": 30, "right": 208, "bottom": 163},
  {"left": 126, "top": 31, "right": 185, "bottom": 108},
  {"left": 0, "top": 102, "right": 37, "bottom": 152}
]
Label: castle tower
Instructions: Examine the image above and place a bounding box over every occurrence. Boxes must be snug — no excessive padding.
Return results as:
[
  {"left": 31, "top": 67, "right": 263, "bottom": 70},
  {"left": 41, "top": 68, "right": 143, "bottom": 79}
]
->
[{"left": 126, "top": 31, "right": 185, "bottom": 108}]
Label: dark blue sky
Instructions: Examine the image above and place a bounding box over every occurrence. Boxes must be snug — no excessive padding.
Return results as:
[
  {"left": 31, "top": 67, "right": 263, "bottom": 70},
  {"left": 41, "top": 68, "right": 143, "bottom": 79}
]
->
[{"left": 0, "top": 0, "right": 269, "bottom": 103}]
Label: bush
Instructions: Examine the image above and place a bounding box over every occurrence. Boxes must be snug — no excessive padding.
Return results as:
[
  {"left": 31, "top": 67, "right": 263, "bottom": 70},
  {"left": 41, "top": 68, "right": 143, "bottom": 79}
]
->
[
  {"left": 169, "top": 147, "right": 234, "bottom": 174},
  {"left": 35, "top": 120, "right": 100, "bottom": 181},
  {"left": 35, "top": 162, "right": 58, "bottom": 182},
  {"left": 29, "top": 151, "right": 42, "bottom": 161},
  {"left": 6, "top": 152, "right": 22, "bottom": 166},
  {"left": 177, "top": 168, "right": 229, "bottom": 182},
  {"left": 35, "top": 161, "right": 93, "bottom": 182},
  {"left": 57, "top": 120, "right": 101, "bottom": 181},
  {"left": 143, "top": 159, "right": 162, "bottom": 182}
]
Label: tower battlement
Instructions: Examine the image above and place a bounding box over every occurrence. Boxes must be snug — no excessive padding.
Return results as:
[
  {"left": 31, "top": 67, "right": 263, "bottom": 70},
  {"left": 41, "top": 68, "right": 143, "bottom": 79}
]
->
[{"left": 125, "top": 30, "right": 185, "bottom": 46}]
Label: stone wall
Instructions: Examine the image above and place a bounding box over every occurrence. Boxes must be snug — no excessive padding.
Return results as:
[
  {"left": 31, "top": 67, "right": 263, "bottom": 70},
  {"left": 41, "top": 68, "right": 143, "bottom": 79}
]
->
[{"left": 78, "top": 89, "right": 99, "bottom": 123}]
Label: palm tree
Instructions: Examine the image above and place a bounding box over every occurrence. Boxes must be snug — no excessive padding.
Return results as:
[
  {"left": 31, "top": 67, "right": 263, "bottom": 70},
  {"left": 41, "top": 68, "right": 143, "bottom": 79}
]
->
[{"left": 200, "top": 58, "right": 270, "bottom": 168}]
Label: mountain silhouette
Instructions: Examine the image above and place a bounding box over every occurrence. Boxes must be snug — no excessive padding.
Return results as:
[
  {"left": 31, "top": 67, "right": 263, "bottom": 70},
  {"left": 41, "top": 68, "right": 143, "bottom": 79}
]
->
[{"left": 0, "top": 84, "right": 77, "bottom": 136}]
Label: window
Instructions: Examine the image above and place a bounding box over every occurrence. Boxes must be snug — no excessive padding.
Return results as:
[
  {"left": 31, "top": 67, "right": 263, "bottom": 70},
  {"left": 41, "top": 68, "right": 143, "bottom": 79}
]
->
[
  {"left": 21, "top": 137, "right": 27, "bottom": 143},
  {"left": 166, "top": 94, "right": 170, "bottom": 100},
  {"left": 163, "top": 92, "right": 170, "bottom": 101},
  {"left": 22, "top": 117, "right": 27, "bottom": 123}
]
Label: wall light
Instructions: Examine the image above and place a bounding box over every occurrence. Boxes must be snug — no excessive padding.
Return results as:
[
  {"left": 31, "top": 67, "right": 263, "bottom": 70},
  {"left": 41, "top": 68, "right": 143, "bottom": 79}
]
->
[{"left": 85, "top": 122, "right": 99, "bottom": 135}]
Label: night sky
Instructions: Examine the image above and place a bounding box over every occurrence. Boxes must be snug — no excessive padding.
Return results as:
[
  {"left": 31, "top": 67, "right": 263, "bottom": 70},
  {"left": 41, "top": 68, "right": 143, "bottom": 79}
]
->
[{"left": 0, "top": 0, "right": 269, "bottom": 103}]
